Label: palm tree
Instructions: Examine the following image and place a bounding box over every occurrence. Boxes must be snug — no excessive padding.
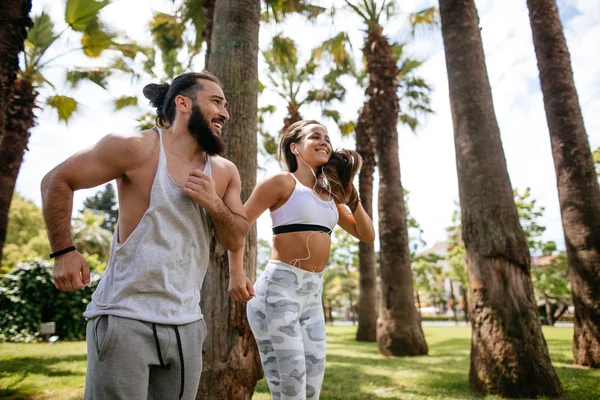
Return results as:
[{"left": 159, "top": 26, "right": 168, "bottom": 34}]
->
[
  {"left": 0, "top": 0, "right": 32, "bottom": 263},
  {"left": 0, "top": 0, "right": 32, "bottom": 146},
  {"left": 0, "top": 0, "right": 139, "bottom": 262},
  {"left": 197, "top": 1, "right": 262, "bottom": 398},
  {"left": 344, "top": 0, "right": 433, "bottom": 355},
  {"left": 354, "top": 103, "right": 378, "bottom": 341},
  {"left": 439, "top": 0, "right": 563, "bottom": 395},
  {"left": 262, "top": 33, "right": 356, "bottom": 141},
  {"left": 527, "top": 0, "right": 600, "bottom": 368}
]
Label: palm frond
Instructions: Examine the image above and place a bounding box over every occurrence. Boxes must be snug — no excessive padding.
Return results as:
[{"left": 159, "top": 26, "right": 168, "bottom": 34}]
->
[
  {"left": 25, "top": 70, "right": 56, "bottom": 89},
  {"left": 343, "top": 1, "right": 370, "bottom": 22},
  {"left": 399, "top": 58, "right": 425, "bottom": 76},
  {"left": 65, "top": 0, "right": 110, "bottom": 33},
  {"left": 150, "top": 12, "right": 185, "bottom": 53},
  {"left": 113, "top": 95, "right": 138, "bottom": 110},
  {"left": 182, "top": 0, "right": 205, "bottom": 50},
  {"left": 337, "top": 120, "right": 355, "bottom": 136},
  {"left": 270, "top": 34, "right": 298, "bottom": 66},
  {"left": 399, "top": 114, "right": 418, "bottom": 132},
  {"left": 140, "top": 47, "right": 157, "bottom": 77},
  {"left": 313, "top": 32, "right": 355, "bottom": 74},
  {"left": 322, "top": 109, "right": 341, "bottom": 123},
  {"left": 409, "top": 6, "right": 439, "bottom": 35},
  {"left": 113, "top": 42, "right": 140, "bottom": 59},
  {"left": 109, "top": 57, "right": 135, "bottom": 74},
  {"left": 24, "top": 12, "right": 60, "bottom": 73},
  {"left": 47, "top": 95, "right": 79, "bottom": 123},
  {"left": 135, "top": 112, "right": 156, "bottom": 130},
  {"left": 81, "top": 30, "right": 116, "bottom": 58},
  {"left": 262, "top": 0, "right": 327, "bottom": 23},
  {"left": 150, "top": 12, "right": 186, "bottom": 78},
  {"left": 66, "top": 68, "right": 111, "bottom": 89},
  {"left": 258, "top": 80, "right": 266, "bottom": 93},
  {"left": 379, "top": 0, "right": 397, "bottom": 21},
  {"left": 25, "top": 12, "right": 57, "bottom": 56}
]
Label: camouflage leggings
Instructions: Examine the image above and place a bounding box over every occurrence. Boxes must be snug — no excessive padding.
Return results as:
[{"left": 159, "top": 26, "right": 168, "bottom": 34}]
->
[{"left": 247, "top": 260, "right": 326, "bottom": 399}]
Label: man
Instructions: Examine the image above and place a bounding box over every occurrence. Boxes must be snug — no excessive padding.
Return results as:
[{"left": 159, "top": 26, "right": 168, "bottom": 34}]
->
[{"left": 41, "top": 71, "right": 249, "bottom": 399}]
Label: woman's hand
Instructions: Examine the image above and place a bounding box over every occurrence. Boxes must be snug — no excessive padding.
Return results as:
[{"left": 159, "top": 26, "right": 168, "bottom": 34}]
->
[{"left": 228, "top": 272, "right": 255, "bottom": 302}]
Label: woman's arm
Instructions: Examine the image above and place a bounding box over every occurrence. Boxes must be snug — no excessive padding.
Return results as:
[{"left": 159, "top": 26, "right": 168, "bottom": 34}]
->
[
  {"left": 227, "top": 173, "right": 294, "bottom": 302},
  {"left": 336, "top": 202, "right": 375, "bottom": 243}
]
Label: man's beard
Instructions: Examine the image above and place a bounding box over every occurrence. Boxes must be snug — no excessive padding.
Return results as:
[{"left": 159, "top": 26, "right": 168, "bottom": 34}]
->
[{"left": 188, "top": 104, "right": 225, "bottom": 156}]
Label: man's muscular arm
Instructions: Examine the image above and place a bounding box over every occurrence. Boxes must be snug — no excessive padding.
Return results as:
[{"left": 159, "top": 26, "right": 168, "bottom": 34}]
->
[
  {"left": 41, "top": 133, "right": 140, "bottom": 291},
  {"left": 184, "top": 164, "right": 249, "bottom": 251}
]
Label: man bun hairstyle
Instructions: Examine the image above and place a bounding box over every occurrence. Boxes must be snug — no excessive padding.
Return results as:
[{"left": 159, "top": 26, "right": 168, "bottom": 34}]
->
[{"left": 142, "top": 70, "right": 221, "bottom": 128}]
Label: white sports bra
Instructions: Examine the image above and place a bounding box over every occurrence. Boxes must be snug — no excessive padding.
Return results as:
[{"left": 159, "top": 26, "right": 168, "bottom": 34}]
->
[{"left": 270, "top": 174, "right": 339, "bottom": 235}]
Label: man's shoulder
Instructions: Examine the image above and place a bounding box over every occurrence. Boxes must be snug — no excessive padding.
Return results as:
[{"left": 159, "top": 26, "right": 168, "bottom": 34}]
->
[
  {"left": 101, "top": 129, "right": 158, "bottom": 161},
  {"left": 209, "top": 155, "right": 238, "bottom": 174}
]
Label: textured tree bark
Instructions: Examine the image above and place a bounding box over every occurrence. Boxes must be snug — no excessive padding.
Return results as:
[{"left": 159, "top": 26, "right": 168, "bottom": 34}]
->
[
  {"left": 439, "top": 0, "right": 563, "bottom": 396},
  {"left": 282, "top": 102, "right": 302, "bottom": 133},
  {"left": 527, "top": 0, "right": 600, "bottom": 368},
  {"left": 355, "top": 104, "right": 378, "bottom": 342},
  {"left": 0, "top": 79, "right": 36, "bottom": 264},
  {"left": 362, "top": 24, "right": 427, "bottom": 356},
  {"left": 201, "top": 0, "right": 215, "bottom": 68},
  {"left": 197, "top": 1, "right": 262, "bottom": 398},
  {"left": 0, "top": 0, "right": 32, "bottom": 261},
  {"left": 0, "top": 0, "right": 31, "bottom": 147}
]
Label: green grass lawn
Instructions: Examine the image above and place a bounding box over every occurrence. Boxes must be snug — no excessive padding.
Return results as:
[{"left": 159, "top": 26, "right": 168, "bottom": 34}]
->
[{"left": 1, "top": 326, "right": 598, "bottom": 400}]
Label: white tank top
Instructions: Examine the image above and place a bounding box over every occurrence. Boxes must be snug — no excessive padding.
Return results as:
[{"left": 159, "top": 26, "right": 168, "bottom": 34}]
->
[{"left": 270, "top": 174, "right": 339, "bottom": 234}]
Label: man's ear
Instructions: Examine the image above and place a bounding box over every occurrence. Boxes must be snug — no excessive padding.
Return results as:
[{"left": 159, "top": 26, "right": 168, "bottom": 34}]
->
[{"left": 174, "top": 94, "right": 191, "bottom": 113}]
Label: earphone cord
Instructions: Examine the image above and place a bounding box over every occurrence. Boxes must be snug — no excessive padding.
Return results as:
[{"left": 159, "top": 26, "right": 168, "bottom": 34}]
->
[{"left": 289, "top": 150, "right": 339, "bottom": 271}]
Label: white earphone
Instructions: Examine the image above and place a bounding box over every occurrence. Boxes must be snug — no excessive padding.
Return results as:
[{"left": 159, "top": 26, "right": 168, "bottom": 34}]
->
[{"left": 294, "top": 148, "right": 299, "bottom": 154}]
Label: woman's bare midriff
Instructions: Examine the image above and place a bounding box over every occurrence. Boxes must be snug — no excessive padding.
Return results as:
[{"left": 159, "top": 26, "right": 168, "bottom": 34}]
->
[{"left": 271, "top": 231, "right": 332, "bottom": 273}]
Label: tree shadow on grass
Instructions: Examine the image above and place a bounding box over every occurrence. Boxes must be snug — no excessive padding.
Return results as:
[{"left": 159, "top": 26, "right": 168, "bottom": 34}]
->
[
  {"left": 0, "top": 355, "right": 86, "bottom": 377},
  {"left": 252, "top": 362, "right": 401, "bottom": 400},
  {"left": 323, "top": 352, "right": 474, "bottom": 399},
  {"left": 0, "top": 354, "right": 86, "bottom": 399}
]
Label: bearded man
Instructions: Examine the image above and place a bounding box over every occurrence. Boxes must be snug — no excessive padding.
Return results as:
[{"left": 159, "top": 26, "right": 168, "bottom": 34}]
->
[{"left": 41, "top": 71, "right": 248, "bottom": 400}]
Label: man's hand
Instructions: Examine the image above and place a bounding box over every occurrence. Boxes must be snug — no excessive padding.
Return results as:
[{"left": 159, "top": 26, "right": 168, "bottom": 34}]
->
[
  {"left": 53, "top": 251, "right": 90, "bottom": 292},
  {"left": 228, "top": 272, "right": 255, "bottom": 303},
  {"left": 183, "top": 169, "right": 220, "bottom": 211}
]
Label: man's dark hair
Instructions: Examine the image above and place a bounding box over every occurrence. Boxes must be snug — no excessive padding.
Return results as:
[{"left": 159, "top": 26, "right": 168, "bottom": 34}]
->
[{"left": 142, "top": 71, "right": 221, "bottom": 128}]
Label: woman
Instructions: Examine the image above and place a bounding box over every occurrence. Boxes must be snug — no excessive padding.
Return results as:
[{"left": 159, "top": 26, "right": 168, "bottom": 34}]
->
[{"left": 228, "top": 120, "right": 375, "bottom": 399}]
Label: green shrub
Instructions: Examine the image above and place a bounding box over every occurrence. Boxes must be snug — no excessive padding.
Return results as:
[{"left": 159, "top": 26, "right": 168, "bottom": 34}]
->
[{"left": 0, "top": 258, "right": 100, "bottom": 342}]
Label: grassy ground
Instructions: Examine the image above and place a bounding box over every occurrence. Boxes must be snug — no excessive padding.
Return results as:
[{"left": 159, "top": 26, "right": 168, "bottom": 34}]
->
[{"left": 1, "top": 326, "right": 598, "bottom": 400}]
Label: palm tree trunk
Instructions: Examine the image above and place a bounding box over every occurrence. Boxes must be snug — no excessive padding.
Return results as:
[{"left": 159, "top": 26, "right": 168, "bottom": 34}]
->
[
  {"left": 0, "top": 0, "right": 32, "bottom": 262},
  {"left": 282, "top": 102, "right": 302, "bottom": 132},
  {"left": 527, "top": 0, "right": 600, "bottom": 368},
  {"left": 0, "top": 79, "right": 36, "bottom": 263},
  {"left": 461, "top": 285, "right": 469, "bottom": 323},
  {"left": 198, "top": 0, "right": 262, "bottom": 398},
  {"left": 364, "top": 24, "right": 427, "bottom": 356},
  {"left": 201, "top": 0, "right": 215, "bottom": 68},
  {"left": 546, "top": 302, "right": 555, "bottom": 326},
  {"left": 355, "top": 104, "right": 378, "bottom": 342},
  {"left": 0, "top": 0, "right": 31, "bottom": 147},
  {"left": 439, "top": 0, "right": 563, "bottom": 396},
  {"left": 448, "top": 279, "right": 458, "bottom": 324}
]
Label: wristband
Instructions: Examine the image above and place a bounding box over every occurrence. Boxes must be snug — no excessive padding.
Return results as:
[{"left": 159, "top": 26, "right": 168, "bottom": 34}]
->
[{"left": 49, "top": 245, "right": 77, "bottom": 259}]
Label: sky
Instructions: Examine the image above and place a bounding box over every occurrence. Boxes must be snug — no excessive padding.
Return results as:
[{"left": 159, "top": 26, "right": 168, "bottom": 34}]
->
[{"left": 16, "top": 0, "right": 600, "bottom": 253}]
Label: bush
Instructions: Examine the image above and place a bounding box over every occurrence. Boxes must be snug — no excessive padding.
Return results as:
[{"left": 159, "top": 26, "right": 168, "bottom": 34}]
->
[{"left": 0, "top": 258, "right": 100, "bottom": 342}]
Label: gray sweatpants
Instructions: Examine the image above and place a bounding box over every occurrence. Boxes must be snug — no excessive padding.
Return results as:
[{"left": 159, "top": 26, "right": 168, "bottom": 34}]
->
[{"left": 84, "top": 315, "right": 207, "bottom": 400}]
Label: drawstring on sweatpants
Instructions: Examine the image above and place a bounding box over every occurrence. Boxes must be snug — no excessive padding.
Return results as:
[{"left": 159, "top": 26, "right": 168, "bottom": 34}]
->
[{"left": 152, "top": 323, "right": 185, "bottom": 400}]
